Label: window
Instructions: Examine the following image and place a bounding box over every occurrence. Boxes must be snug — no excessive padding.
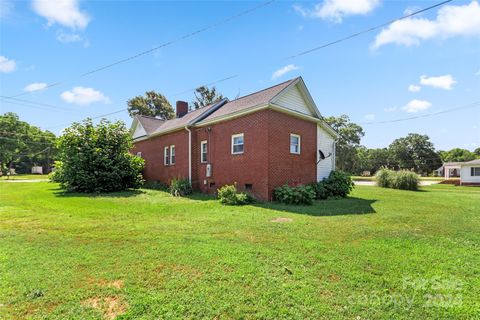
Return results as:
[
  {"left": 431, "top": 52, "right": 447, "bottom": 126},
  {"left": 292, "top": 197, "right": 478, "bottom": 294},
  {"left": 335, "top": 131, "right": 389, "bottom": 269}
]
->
[
  {"left": 290, "top": 134, "right": 301, "bottom": 154},
  {"left": 170, "top": 145, "right": 175, "bottom": 165},
  {"left": 164, "top": 146, "right": 169, "bottom": 166},
  {"left": 471, "top": 167, "right": 480, "bottom": 176},
  {"left": 232, "top": 133, "right": 244, "bottom": 154},
  {"left": 136, "top": 151, "right": 142, "bottom": 158},
  {"left": 245, "top": 183, "right": 252, "bottom": 191},
  {"left": 201, "top": 140, "right": 208, "bottom": 163}
]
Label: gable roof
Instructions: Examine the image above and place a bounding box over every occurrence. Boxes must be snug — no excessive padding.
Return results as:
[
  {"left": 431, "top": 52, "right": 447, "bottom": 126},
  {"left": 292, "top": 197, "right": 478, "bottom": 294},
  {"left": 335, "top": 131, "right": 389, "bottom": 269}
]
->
[
  {"left": 132, "top": 76, "right": 339, "bottom": 140},
  {"left": 201, "top": 78, "right": 297, "bottom": 122},
  {"left": 461, "top": 159, "right": 480, "bottom": 166}
]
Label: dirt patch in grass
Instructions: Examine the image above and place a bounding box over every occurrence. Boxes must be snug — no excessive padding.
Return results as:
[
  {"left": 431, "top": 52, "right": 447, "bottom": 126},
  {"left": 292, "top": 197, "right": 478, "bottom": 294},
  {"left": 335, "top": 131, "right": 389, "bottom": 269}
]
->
[
  {"left": 84, "top": 296, "right": 128, "bottom": 320},
  {"left": 270, "top": 217, "right": 293, "bottom": 223}
]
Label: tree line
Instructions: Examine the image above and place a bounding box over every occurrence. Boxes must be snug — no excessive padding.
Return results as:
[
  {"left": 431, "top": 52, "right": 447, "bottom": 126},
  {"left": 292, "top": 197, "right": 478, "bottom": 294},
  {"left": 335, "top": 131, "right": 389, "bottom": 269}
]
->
[
  {"left": 324, "top": 114, "right": 480, "bottom": 176},
  {"left": 1, "top": 86, "right": 478, "bottom": 176}
]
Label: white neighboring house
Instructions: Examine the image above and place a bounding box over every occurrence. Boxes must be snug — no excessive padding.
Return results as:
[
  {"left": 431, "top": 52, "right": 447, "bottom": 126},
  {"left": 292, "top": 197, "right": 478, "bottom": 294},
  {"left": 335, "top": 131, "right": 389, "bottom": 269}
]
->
[
  {"left": 460, "top": 159, "right": 480, "bottom": 186},
  {"left": 436, "top": 162, "right": 462, "bottom": 179}
]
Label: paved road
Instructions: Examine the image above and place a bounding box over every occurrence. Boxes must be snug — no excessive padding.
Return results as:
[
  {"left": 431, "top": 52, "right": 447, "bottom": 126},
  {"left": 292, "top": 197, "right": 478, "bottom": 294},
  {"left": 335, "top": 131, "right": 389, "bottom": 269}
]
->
[{"left": 354, "top": 180, "right": 439, "bottom": 186}]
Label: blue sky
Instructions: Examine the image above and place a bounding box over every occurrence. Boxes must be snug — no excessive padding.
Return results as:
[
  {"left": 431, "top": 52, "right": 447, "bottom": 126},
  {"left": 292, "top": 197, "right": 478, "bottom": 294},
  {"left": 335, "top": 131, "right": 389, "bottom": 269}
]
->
[{"left": 0, "top": 0, "right": 479, "bottom": 151}]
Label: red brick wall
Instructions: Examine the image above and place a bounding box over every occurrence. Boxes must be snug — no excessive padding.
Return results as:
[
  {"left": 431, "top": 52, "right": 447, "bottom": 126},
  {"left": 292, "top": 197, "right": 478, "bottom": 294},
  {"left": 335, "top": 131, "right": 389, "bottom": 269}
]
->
[
  {"left": 267, "top": 110, "right": 317, "bottom": 200},
  {"left": 193, "top": 110, "right": 270, "bottom": 200},
  {"left": 132, "top": 108, "right": 317, "bottom": 201},
  {"left": 131, "top": 130, "right": 189, "bottom": 183}
]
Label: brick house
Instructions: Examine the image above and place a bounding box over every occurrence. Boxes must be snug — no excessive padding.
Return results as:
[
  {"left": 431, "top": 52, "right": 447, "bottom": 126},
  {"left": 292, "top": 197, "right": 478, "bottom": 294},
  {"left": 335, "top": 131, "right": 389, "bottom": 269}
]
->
[{"left": 131, "top": 77, "right": 338, "bottom": 201}]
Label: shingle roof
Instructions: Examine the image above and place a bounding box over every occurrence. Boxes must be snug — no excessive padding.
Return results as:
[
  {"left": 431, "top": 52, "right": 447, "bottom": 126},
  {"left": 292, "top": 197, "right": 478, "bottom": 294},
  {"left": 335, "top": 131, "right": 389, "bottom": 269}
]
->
[
  {"left": 134, "top": 77, "right": 301, "bottom": 139},
  {"left": 462, "top": 159, "right": 480, "bottom": 165},
  {"left": 201, "top": 77, "right": 298, "bottom": 122},
  {"left": 135, "top": 101, "right": 221, "bottom": 137}
]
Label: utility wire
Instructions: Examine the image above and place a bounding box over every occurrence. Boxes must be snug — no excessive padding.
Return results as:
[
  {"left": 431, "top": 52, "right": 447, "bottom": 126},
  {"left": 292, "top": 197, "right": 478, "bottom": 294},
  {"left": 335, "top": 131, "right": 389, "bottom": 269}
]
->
[
  {"left": 0, "top": 96, "right": 82, "bottom": 113},
  {"left": 1, "top": 1, "right": 276, "bottom": 100},
  {"left": 286, "top": 0, "right": 454, "bottom": 59},
  {"left": 360, "top": 101, "right": 480, "bottom": 125}
]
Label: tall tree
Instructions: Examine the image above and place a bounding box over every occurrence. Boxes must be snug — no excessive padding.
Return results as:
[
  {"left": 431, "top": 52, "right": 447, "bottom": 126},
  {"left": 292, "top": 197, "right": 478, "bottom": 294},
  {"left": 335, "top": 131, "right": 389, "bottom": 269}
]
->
[
  {"left": 127, "top": 91, "right": 175, "bottom": 119},
  {"left": 192, "top": 86, "right": 224, "bottom": 109},
  {"left": 0, "top": 112, "right": 56, "bottom": 174},
  {"left": 324, "top": 115, "right": 365, "bottom": 173},
  {"left": 473, "top": 147, "right": 480, "bottom": 158},
  {"left": 439, "top": 148, "right": 476, "bottom": 162},
  {"left": 388, "top": 133, "right": 442, "bottom": 174}
]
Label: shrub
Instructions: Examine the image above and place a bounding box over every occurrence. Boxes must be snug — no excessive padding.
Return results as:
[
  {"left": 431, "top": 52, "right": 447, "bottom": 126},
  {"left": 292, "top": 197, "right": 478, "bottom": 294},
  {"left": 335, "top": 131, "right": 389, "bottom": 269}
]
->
[
  {"left": 274, "top": 184, "right": 316, "bottom": 205},
  {"left": 375, "top": 168, "right": 419, "bottom": 191},
  {"left": 169, "top": 178, "right": 192, "bottom": 196},
  {"left": 391, "top": 170, "right": 419, "bottom": 191},
  {"left": 51, "top": 119, "right": 144, "bottom": 193},
  {"left": 375, "top": 168, "right": 392, "bottom": 188},
  {"left": 217, "top": 184, "right": 253, "bottom": 205},
  {"left": 143, "top": 180, "right": 169, "bottom": 191},
  {"left": 312, "top": 170, "right": 354, "bottom": 200}
]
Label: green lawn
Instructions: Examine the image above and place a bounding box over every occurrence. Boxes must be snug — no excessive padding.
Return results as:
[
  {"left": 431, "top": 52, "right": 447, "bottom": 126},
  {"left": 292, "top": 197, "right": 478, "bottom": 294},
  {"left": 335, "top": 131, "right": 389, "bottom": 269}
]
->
[
  {"left": 0, "top": 182, "right": 479, "bottom": 319},
  {"left": 0, "top": 174, "right": 48, "bottom": 181}
]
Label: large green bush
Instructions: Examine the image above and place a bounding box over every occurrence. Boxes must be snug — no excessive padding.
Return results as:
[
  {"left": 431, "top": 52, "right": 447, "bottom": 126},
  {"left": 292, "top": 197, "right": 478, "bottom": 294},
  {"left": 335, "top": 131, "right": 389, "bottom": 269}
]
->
[
  {"left": 312, "top": 170, "right": 354, "bottom": 200},
  {"left": 217, "top": 183, "right": 253, "bottom": 205},
  {"left": 274, "top": 184, "right": 316, "bottom": 205},
  {"left": 169, "top": 178, "right": 192, "bottom": 196},
  {"left": 375, "top": 168, "right": 419, "bottom": 191},
  {"left": 51, "top": 119, "right": 144, "bottom": 193}
]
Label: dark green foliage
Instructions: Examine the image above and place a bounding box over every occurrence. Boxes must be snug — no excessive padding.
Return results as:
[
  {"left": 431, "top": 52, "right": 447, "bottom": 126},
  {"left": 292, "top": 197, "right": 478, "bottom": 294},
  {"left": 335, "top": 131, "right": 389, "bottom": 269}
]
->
[
  {"left": 52, "top": 119, "right": 144, "bottom": 193},
  {"left": 0, "top": 112, "right": 57, "bottom": 174},
  {"left": 217, "top": 184, "right": 253, "bottom": 205},
  {"left": 169, "top": 178, "right": 192, "bottom": 196},
  {"left": 375, "top": 168, "right": 419, "bottom": 191},
  {"left": 439, "top": 148, "right": 477, "bottom": 162},
  {"left": 127, "top": 91, "right": 175, "bottom": 119},
  {"left": 274, "top": 184, "right": 316, "bottom": 205},
  {"left": 143, "top": 180, "right": 169, "bottom": 191},
  {"left": 313, "top": 170, "right": 354, "bottom": 199},
  {"left": 192, "top": 86, "right": 224, "bottom": 109}
]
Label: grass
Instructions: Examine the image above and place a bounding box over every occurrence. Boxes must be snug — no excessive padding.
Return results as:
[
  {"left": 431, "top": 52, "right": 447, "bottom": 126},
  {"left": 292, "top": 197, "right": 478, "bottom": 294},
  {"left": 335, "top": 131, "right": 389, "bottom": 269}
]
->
[
  {"left": 0, "top": 174, "right": 48, "bottom": 180},
  {"left": 352, "top": 176, "right": 447, "bottom": 181},
  {"left": 0, "top": 182, "right": 479, "bottom": 319}
]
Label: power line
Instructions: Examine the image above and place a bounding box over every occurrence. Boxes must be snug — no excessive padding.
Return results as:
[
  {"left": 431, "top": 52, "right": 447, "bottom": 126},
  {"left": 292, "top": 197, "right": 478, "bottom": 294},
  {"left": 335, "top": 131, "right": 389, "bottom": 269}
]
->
[
  {"left": 286, "top": 0, "right": 454, "bottom": 59},
  {"left": 0, "top": 136, "right": 55, "bottom": 145},
  {"left": 360, "top": 101, "right": 480, "bottom": 125},
  {"left": 1, "top": 0, "right": 276, "bottom": 100},
  {"left": 0, "top": 96, "right": 82, "bottom": 113}
]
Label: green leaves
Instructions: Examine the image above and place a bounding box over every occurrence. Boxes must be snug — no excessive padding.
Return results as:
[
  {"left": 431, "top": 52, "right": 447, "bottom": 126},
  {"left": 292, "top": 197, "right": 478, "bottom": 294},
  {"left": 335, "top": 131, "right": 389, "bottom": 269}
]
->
[
  {"left": 192, "top": 86, "right": 224, "bottom": 109},
  {"left": 54, "top": 119, "right": 144, "bottom": 193},
  {"left": 127, "top": 91, "right": 175, "bottom": 119}
]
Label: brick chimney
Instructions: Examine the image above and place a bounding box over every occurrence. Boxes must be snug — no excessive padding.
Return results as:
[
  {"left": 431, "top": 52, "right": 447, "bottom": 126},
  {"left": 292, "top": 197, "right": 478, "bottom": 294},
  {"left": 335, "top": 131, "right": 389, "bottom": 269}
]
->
[{"left": 176, "top": 101, "right": 189, "bottom": 118}]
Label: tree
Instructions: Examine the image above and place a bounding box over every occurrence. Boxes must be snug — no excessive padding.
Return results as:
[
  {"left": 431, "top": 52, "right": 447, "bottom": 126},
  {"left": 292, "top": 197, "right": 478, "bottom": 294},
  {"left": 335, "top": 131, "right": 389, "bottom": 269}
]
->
[
  {"left": 388, "top": 133, "right": 442, "bottom": 175},
  {"left": 127, "top": 91, "right": 175, "bottom": 119},
  {"left": 192, "top": 86, "right": 224, "bottom": 109},
  {"left": 0, "top": 112, "right": 57, "bottom": 174},
  {"left": 323, "top": 115, "right": 365, "bottom": 173},
  {"left": 473, "top": 147, "right": 480, "bottom": 158},
  {"left": 52, "top": 119, "right": 144, "bottom": 193},
  {"left": 439, "top": 148, "right": 476, "bottom": 162}
]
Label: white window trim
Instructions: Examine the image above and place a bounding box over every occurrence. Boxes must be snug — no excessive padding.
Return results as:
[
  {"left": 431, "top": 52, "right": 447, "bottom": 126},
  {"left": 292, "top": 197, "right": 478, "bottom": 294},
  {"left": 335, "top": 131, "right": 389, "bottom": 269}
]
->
[
  {"left": 290, "top": 133, "right": 301, "bottom": 155},
  {"left": 170, "top": 145, "right": 175, "bottom": 165},
  {"left": 472, "top": 167, "right": 480, "bottom": 177},
  {"left": 201, "top": 140, "right": 208, "bottom": 163},
  {"left": 231, "top": 133, "right": 244, "bottom": 155},
  {"left": 164, "top": 146, "right": 169, "bottom": 166}
]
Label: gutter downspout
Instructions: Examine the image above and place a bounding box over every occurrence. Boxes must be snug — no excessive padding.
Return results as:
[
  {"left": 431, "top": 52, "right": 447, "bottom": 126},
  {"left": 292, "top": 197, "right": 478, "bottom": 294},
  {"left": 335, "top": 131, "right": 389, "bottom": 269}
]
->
[{"left": 185, "top": 126, "right": 192, "bottom": 182}]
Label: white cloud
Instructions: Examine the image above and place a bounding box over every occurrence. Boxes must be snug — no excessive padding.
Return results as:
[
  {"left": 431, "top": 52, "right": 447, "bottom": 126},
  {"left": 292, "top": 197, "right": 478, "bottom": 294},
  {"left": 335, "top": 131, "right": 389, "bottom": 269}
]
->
[
  {"left": 0, "top": 55, "right": 16, "bottom": 73},
  {"left": 294, "top": 0, "right": 380, "bottom": 22},
  {"left": 420, "top": 74, "right": 456, "bottom": 90},
  {"left": 56, "top": 31, "right": 82, "bottom": 43},
  {"left": 24, "top": 82, "right": 48, "bottom": 92},
  {"left": 61, "top": 86, "right": 110, "bottom": 105},
  {"left": 372, "top": 1, "right": 480, "bottom": 49},
  {"left": 271, "top": 64, "right": 300, "bottom": 80},
  {"left": 364, "top": 113, "right": 376, "bottom": 121},
  {"left": 402, "top": 99, "right": 432, "bottom": 113},
  {"left": 384, "top": 106, "right": 397, "bottom": 112},
  {"left": 408, "top": 84, "right": 421, "bottom": 92},
  {"left": 32, "top": 0, "right": 90, "bottom": 29}
]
